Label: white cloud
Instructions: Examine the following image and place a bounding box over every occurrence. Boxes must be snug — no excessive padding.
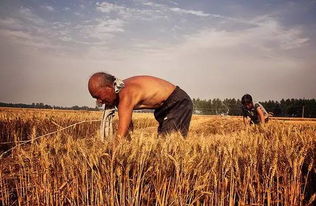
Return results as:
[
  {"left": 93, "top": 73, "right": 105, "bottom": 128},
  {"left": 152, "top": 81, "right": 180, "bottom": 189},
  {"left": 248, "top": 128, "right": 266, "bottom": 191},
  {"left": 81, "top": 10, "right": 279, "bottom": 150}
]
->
[
  {"left": 0, "top": 8, "right": 51, "bottom": 49},
  {"left": 70, "top": 14, "right": 309, "bottom": 68},
  {"left": 0, "top": 17, "right": 24, "bottom": 30},
  {"left": 96, "top": 1, "right": 166, "bottom": 22},
  {"left": 96, "top": 1, "right": 126, "bottom": 13},
  {"left": 251, "top": 18, "right": 309, "bottom": 50},
  {"left": 0, "top": 28, "right": 60, "bottom": 50},
  {"left": 96, "top": 1, "right": 210, "bottom": 22},
  {"left": 42, "top": 5, "right": 55, "bottom": 12},
  {"left": 170, "top": 7, "right": 210, "bottom": 17},
  {"left": 143, "top": 2, "right": 165, "bottom": 8},
  {"left": 91, "top": 18, "right": 125, "bottom": 39},
  {"left": 174, "top": 16, "right": 308, "bottom": 52},
  {"left": 0, "top": 8, "right": 70, "bottom": 52},
  {"left": 73, "top": 18, "right": 125, "bottom": 44},
  {"left": 19, "top": 7, "right": 45, "bottom": 25},
  {"left": 143, "top": 2, "right": 209, "bottom": 17},
  {"left": 0, "top": 4, "right": 128, "bottom": 54}
]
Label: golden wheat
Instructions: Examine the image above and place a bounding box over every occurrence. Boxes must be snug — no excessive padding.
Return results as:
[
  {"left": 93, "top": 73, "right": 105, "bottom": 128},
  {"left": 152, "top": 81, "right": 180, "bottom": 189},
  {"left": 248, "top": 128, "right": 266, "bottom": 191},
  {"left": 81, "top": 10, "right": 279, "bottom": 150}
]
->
[{"left": 0, "top": 108, "right": 315, "bottom": 206}]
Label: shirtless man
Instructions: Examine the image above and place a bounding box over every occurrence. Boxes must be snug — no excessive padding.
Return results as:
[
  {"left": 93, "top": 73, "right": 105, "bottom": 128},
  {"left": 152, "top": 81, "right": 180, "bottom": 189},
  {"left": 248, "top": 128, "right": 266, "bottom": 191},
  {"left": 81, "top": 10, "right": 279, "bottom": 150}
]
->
[{"left": 88, "top": 72, "right": 193, "bottom": 140}]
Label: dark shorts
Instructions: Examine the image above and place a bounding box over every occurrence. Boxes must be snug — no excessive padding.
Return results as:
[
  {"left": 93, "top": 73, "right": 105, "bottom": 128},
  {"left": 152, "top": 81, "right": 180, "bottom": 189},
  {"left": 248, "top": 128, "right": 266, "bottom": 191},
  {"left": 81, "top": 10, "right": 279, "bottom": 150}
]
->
[{"left": 154, "top": 86, "right": 193, "bottom": 137}]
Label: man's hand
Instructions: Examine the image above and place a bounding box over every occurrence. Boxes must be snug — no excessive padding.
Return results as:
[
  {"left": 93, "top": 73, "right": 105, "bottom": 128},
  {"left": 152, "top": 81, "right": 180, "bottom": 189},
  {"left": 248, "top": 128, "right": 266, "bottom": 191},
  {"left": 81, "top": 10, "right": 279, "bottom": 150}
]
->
[
  {"left": 243, "top": 116, "right": 249, "bottom": 126},
  {"left": 110, "top": 134, "right": 130, "bottom": 151}
]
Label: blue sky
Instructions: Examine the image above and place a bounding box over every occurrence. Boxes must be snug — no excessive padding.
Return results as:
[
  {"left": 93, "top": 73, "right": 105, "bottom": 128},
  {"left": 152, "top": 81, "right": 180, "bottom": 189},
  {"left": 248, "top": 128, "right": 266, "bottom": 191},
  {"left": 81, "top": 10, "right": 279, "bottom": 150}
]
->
[{"left": 0, "top": 0, "right": 315, "bottom": 107}]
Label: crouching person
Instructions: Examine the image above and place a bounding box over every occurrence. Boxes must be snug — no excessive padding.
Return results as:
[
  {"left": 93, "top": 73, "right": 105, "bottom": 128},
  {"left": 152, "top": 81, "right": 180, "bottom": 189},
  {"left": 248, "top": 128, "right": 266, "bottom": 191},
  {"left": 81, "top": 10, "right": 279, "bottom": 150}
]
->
[
  {"left": 241, "top": 94, "right": 269, "bottom": 125},
  {"left": 88, "top": 72, "right": 193, "bottom": 141}
]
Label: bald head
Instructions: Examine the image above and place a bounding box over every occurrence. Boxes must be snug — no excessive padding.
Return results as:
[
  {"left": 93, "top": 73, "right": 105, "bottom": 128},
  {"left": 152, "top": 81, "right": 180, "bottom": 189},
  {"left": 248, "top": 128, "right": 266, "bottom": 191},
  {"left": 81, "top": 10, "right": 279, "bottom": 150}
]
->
[{"left": 88, "top": 72, "right": 115, "bottom": 94}]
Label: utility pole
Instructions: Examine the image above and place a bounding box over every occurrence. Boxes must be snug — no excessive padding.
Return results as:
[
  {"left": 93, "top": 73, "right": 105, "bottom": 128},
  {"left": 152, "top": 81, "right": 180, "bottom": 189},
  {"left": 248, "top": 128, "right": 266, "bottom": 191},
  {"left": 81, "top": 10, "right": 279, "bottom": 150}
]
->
[{"left": 302, "top": 105, "right": 305, "bottom": 118}]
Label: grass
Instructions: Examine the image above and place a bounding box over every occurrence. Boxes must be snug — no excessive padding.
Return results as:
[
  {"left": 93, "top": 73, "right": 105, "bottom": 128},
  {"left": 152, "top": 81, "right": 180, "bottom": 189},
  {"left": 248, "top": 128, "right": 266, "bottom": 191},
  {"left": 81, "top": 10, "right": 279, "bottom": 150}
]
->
[{"left": 0, "top": 108, "right": 315, "bottom": 205}]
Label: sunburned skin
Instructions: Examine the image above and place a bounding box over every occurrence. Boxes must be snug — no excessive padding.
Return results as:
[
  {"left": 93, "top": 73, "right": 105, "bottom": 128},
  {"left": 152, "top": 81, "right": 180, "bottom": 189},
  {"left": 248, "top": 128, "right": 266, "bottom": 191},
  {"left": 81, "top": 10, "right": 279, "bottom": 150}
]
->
[
  {"left": 88, "top": 75, "right": 176, "bottom": 138},
  {"left": 121, "top": 76, "right": 176, "bottom": 109}
]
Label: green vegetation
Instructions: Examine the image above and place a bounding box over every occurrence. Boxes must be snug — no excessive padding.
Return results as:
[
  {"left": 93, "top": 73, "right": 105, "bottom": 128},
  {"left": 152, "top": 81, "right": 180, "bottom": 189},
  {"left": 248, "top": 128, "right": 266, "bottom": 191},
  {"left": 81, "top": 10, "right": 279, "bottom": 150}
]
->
[{"left": 193, "top": 98, "right": 316, "bottom": 117}]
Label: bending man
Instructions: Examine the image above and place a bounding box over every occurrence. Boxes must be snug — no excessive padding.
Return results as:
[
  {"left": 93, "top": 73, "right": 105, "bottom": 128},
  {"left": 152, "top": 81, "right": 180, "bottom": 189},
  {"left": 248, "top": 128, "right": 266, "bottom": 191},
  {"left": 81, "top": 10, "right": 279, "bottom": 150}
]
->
[
  {"left": 88, "top": 72, "right": 193, "bottom": 140},
  {"left": 241, "top": 94, "right": 270, "bottom": 125}
]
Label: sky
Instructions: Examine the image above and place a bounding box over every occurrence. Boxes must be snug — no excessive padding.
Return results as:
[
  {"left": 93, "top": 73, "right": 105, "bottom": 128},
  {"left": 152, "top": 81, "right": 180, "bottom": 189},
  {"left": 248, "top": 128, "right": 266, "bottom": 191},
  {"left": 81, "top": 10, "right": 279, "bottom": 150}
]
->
[{"left": 0, "top": 0, "right": 316, "bottom": 107}]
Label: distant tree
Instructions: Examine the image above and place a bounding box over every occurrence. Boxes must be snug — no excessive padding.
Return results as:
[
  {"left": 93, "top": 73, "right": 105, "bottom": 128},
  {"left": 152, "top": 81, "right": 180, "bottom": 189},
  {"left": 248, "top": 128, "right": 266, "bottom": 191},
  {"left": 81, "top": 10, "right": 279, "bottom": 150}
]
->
[{"left": 1, "top": 98, "right": 315, "bottom": 116}]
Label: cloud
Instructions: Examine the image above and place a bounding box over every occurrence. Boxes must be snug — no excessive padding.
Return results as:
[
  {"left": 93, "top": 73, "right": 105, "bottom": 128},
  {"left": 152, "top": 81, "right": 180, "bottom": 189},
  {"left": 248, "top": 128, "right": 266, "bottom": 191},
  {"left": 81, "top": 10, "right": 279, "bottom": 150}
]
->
[
  {"left": 96, "top": 1, "right": 210, "bottom": 22},
  {"left": 175, "top": 16, "right": 309, "bottom": 52},
  {"left": 142, "top": 2, "right": 165, "bottom": 8},
  {"left": 0, "top": 8, "right": 53, "bottom": 49},
  {"left": 96, "top": 1, "right": 127, "bottom": 14},
  {"left": 0, "top": 27, "right": 62, "bottom": 51},
  {"left": 0, "top": 4, "right": 127, "bottom": 54},
  {"left": 116, "top": 15, "right": 308, "bottom": 63},
  {"left": 170, "top": 7, "right": 210, "bottom": 17},
  {"left": 95, "top": 1, "right": 167, "bottom": 24},
  {"left": 0, "top": 17, "right": 24, "bottom": 30},
  {"left": 252, "top": 18, "right": 309, "bottom": 50},
  {"left": 143, "top": 1, "right": 210, "bottom": 17},
  {"left": 96, "top": 1, "right": 150, "bottom": 19},
  {"left": 18, "top": 7, "right": 45, "bottom": 25},
  {"left": 2, "top": 4, "right": 308, "bottom": 60},
  {"left": 42, "top": 5, "right": 55, "bottom": 12},
  {"left": 88, "top": 18, "right": 125, "bottom": 40}
]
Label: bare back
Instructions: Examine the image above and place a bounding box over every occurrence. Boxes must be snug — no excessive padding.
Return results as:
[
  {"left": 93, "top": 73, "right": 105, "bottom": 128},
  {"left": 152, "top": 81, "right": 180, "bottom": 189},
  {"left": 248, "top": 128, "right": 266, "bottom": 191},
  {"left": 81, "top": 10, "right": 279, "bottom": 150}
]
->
[{"left": 119, "top": 76, "right": 176, "bottom": 110}]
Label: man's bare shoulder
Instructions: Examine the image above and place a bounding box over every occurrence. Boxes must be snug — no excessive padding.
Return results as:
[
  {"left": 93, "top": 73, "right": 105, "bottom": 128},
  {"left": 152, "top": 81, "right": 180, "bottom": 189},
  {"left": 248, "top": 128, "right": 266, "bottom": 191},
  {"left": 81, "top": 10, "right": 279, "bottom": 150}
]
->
[
  {"left": 124, "top": 75, "right": 168, "bottom": 82},
  {"left": 119, "top": 75, "right": 176, "bottom": 109},
  {"left": 124, "top": 76, "right": 175, "bottom": 88}
]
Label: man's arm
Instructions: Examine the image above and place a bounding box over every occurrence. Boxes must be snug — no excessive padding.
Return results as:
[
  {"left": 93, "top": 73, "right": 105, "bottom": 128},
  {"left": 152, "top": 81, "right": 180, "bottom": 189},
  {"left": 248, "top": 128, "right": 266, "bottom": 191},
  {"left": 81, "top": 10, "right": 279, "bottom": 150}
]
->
[
  {"left": 256, "top": 107, "right": 265, "bottom": 124},
  {"left": 117, "top": 96, "right": 134, "bottom": 139}
]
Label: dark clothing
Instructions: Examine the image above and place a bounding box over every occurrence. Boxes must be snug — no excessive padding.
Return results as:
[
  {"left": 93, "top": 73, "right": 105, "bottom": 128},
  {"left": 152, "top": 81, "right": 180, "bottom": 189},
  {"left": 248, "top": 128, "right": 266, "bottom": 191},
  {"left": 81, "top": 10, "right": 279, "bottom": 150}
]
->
[
  {"left": 242, "top": 102, "right": 268, "bottom": 124},
  {"left": 154, "top": 86, "right": 193, "bottom": 137}
]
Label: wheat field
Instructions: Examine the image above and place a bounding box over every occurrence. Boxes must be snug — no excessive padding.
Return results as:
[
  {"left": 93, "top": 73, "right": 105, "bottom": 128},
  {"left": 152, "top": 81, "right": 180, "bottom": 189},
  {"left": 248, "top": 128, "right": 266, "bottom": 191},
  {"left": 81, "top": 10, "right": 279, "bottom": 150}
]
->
[{"left": 0, "top": 108, "right": 315, "bottom": 206}]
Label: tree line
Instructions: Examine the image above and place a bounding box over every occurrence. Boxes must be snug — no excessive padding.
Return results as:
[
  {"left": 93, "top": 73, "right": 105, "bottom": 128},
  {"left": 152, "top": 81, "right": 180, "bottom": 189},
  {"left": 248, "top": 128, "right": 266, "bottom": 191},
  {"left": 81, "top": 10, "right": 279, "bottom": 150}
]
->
[
  {"left": 0, "top": 102, "right": 98, "bottom": 111},
  {"left": 1, "top": 98, "right": 316, "bottom": 117},
  {"left": 193, "top": 98, "right": 316, "bottom": 118}
]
